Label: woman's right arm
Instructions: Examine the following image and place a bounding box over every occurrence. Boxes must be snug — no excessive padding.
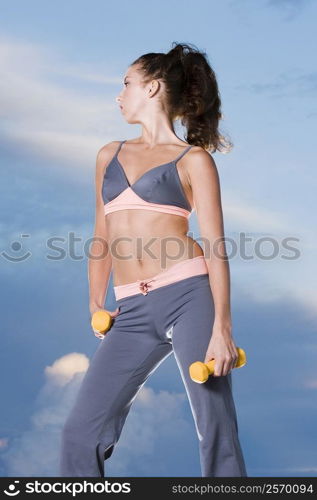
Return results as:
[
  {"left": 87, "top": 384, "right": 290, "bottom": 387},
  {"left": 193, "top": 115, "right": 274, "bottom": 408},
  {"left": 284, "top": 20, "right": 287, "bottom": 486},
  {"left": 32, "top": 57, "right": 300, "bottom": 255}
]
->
[{"left": 88, "top": 143, "right": 115, "bottom": 316}]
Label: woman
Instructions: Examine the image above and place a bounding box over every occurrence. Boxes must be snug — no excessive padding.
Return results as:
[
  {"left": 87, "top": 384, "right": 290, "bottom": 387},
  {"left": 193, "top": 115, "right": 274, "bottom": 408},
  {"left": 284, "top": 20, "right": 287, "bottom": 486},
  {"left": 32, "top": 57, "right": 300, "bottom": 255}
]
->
[{"left": 59, "top": 42, "right": 247, "bottom": 477}]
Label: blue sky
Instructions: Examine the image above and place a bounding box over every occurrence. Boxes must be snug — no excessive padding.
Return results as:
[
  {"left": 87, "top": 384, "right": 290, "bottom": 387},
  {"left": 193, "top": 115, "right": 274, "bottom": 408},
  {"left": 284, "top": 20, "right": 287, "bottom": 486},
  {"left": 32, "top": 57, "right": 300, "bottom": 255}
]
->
[{"left": 1, "top": 0, "right": 316, "bottom": 477}]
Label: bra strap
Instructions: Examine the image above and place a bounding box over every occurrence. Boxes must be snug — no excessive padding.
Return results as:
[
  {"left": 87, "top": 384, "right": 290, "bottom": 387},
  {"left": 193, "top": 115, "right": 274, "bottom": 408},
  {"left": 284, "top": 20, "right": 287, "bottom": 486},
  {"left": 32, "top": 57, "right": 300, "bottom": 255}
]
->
[
  {"left": 174, "top": 144, "right": 193, "bottom": 163},
  {"left": 115, "top": 140, "right": 126, "bottom": 157}
]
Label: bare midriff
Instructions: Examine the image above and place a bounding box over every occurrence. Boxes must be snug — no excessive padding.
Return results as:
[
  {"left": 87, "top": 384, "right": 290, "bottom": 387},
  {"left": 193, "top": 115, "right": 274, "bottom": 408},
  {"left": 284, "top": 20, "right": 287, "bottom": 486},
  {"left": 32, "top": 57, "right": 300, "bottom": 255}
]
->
[{"left": 105, "top": 209, "right": 204, "bottom": 286}]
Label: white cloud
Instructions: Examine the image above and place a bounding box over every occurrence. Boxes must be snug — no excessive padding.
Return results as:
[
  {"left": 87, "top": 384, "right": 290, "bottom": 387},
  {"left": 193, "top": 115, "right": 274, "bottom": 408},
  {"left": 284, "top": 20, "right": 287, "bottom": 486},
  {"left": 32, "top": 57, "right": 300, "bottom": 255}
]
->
[
  {"left": 0, "top": 353, "right": 89, "bottom": 476},
  {"left": 107, "top": 386, "right": 189, "bottom": 475},
  {"left": 44, "top": 352, "right": 89, "bottom": 387},
  {"left": 1, "top": 352, "right": 189, "bottom": 477},
  {"left": 223, "top": 195, "right": 292, "bottom": 233},
  {"left": 0, "top": 38, "right": 121, "bottom": 168},
  {"left": 190, "top": 210, "right": 317, "bottom": 320}
]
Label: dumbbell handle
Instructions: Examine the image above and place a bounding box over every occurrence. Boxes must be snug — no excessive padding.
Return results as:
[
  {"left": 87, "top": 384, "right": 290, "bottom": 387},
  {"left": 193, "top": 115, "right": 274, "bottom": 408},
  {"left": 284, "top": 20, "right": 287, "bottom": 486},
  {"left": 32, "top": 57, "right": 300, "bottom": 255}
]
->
[{"left": 189, "top": 347, "right": 247, "bottom": 383}]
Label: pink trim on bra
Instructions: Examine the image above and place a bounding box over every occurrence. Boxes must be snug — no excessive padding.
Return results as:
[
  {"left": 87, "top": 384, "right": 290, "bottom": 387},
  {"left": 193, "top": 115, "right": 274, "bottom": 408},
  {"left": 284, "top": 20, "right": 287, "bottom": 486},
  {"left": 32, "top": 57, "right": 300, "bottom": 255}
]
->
[{"left": 104, "top": 186, "right": 191, "bottom": 218}]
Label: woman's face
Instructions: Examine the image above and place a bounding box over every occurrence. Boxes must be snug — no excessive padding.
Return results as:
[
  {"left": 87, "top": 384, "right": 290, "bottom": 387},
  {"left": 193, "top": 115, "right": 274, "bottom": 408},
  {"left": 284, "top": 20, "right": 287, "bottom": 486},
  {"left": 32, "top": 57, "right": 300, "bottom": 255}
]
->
[{"left": 116, "top": 64, "right": 161, "bottom": 124}]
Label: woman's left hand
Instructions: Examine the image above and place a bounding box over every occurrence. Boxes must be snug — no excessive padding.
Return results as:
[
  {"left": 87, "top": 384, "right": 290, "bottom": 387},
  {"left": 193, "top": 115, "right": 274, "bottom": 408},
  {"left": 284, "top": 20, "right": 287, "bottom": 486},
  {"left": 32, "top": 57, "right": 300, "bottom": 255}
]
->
[{"left": 203, "top": 323, "right": 239, "bottom": 377}]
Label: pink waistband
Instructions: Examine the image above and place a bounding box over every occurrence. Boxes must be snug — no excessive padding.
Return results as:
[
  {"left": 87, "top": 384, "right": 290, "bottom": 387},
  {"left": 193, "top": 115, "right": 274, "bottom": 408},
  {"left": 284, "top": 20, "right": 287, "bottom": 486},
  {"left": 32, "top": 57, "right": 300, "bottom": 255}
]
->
[{"left": 114, "top": 255, "right": 209, "bottom": 300}]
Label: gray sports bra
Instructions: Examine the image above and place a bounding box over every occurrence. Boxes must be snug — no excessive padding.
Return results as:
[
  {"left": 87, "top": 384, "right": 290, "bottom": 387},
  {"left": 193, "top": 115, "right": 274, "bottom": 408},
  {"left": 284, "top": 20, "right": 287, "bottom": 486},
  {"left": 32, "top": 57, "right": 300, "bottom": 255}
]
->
[{"left": 102, "top": 140, "right": 193, "bottom": 218}]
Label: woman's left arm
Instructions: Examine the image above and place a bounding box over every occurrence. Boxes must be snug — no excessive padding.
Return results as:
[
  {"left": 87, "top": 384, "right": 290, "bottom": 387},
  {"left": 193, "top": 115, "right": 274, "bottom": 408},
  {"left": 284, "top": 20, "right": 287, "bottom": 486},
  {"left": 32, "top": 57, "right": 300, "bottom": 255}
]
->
[{"left": 187, "top": 148, "right": 239, "bottom": 377}]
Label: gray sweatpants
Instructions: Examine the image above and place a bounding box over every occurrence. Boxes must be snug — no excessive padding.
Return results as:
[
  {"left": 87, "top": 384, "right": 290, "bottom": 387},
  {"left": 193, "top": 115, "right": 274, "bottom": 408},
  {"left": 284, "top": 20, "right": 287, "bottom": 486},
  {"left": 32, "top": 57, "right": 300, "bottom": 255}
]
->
[{"left": 59, "top": 273, "right": 247, "bottom": 477}]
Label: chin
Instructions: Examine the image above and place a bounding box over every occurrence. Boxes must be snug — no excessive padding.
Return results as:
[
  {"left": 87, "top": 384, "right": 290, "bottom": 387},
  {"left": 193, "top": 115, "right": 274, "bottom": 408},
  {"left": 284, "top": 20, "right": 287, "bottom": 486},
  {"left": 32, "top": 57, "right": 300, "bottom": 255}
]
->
[{"left": 125, "top": 117, "right": 139, "bottom": 125}]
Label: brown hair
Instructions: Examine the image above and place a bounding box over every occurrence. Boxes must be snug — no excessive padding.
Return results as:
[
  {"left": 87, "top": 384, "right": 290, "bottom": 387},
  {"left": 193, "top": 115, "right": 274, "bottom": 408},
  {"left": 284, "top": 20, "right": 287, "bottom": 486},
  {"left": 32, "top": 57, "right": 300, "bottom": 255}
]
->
[{"left": 130, "top": 42, "right": 232, "bottom": 153}]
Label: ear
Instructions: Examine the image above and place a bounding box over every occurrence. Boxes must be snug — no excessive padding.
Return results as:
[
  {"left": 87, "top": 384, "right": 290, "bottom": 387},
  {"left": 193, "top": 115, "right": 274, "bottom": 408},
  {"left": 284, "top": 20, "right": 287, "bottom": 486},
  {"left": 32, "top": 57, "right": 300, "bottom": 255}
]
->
[{"left": 149, "top": 79, "right": 160, "bottom": 97}]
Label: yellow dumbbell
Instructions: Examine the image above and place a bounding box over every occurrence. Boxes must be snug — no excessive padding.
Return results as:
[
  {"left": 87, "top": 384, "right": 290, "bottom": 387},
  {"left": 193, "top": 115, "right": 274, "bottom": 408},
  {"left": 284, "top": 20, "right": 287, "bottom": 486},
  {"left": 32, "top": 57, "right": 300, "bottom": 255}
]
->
[
  {"left": 189, "top": 347, "right": 246, "bottom": 383},
  {"left": 91, "top": 309, "right": 114, "bottom": 336}
]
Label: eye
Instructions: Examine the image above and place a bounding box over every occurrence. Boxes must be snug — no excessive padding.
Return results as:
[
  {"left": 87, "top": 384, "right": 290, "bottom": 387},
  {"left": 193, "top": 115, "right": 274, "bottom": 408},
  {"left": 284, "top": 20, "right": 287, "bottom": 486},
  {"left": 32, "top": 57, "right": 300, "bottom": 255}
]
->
[{"left": 124, "top": 82, "right": 129, "bottom": 86}]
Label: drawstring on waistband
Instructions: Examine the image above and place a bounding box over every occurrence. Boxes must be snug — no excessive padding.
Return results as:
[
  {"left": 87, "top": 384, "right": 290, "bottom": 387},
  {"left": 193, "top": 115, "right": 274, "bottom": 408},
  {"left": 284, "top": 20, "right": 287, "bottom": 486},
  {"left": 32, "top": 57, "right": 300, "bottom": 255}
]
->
[{"left": 137, "top": 278, "right": 156, "bottom": 295}]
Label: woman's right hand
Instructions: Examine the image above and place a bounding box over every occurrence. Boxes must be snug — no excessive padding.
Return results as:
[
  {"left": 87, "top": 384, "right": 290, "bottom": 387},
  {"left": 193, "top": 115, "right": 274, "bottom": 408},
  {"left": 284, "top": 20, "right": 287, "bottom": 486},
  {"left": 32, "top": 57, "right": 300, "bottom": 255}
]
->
[{"left": 90, "top": 306, "right": 120, "bottom": 339}]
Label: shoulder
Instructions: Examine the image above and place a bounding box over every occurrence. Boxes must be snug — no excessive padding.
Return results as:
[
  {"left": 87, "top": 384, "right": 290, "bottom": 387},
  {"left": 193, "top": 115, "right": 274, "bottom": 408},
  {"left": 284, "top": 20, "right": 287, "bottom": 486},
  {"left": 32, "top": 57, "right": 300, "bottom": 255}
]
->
[
  {"left": 95, "top": 141, "right": 122, "bottom": 175},
  {"left": 96, "top": 141, "right": 121, "bottom": 162},
  {"left": 187, "top": 145, "right": 216, "bottom": 167},
  {"left": 183, "top": 146, "right": 218, "bottom": 182}
]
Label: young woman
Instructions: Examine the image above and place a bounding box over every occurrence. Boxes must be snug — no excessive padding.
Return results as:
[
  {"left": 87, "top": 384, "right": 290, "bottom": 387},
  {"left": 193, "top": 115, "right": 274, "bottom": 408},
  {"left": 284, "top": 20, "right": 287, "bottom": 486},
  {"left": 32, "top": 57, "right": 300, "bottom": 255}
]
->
[{"left": 59, "top": 42, "right": 247, "bottom": 477}]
